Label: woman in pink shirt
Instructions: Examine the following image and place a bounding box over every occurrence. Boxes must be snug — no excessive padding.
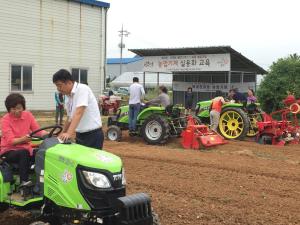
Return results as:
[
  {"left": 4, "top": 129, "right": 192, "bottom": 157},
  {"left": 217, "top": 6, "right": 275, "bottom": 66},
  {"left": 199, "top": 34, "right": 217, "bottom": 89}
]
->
[{"left": 0, "top": 93, "right": 45, "bottom": 186}]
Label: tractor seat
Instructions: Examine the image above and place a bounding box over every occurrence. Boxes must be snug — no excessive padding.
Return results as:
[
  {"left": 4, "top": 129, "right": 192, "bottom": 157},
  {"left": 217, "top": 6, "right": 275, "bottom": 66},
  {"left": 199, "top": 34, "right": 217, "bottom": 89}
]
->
[
  {"left": 140, "top": 104, "right": 148, "bottom": 112},
  {"left": 165, "top": 105, "right": 173, "bottom": 114}
]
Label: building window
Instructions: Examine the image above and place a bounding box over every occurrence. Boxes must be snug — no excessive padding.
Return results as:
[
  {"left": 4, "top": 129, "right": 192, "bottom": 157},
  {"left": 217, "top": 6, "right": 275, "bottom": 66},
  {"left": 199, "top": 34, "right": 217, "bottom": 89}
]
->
[
  {"left": 173, "top": 73, "right": 185, "bottom": 82},
  {"left": 11, "top": 65, "right": 32, "bottom": 92},
  {"left": 198, "top": 74, "right": 211, "bottom": 83},
  {"left": 212, "top": 74, "right": 227, "bottom": 83},
  {"left": 231, "top": 73, "right": 241, "bottom": 83},
  {"left": 243, "top": 73, "right": 256, "bottom": 82},
  {"left": 71, "top": 68, "right": 88, "bottom": 84}
]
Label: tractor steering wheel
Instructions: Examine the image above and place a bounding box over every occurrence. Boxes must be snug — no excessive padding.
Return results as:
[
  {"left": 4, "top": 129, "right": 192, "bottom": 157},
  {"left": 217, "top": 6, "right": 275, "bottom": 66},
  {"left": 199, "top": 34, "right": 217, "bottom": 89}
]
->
[{"left": 30, "top": 125, "right": 63, "bottom": 140}]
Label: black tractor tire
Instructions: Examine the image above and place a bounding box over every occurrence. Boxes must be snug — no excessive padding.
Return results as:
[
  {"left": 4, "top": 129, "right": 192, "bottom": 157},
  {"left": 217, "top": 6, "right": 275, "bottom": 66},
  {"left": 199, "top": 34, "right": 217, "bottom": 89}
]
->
[
  {"left": 141, "top": 115, "right": 170, "bottom": 145},
  {"left": 0, "top": 203, "right": 8, "bottom": 212},
  {"left": 218, "top": 107, "right": 249, "bottom": 140},
  {"left": 106, "top": 125, "right": 122, "bottom": 141},
  {"left": 152, "top": 211, "right": 161, "bottom": 225},
  {"left": 257, "top": 133, "right": 274, "bottom": 145}
]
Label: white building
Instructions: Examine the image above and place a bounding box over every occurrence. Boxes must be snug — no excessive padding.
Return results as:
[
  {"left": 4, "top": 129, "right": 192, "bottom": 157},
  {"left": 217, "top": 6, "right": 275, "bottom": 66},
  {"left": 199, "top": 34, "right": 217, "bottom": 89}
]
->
[
  {"left": 0, "top": 0, "right": 109, "bottom": 111},
  {"left": 130, "top": 46, "right": 267, "bottom": 107}
]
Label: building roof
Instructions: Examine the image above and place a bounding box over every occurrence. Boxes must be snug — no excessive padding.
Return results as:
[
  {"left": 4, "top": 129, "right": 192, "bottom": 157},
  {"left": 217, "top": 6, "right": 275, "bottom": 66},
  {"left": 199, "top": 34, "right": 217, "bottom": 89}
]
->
[
  {"left": 71, "top": 0, "right": 110, "bottom": 8},
  {"left": 107, "top": 57, "right": 143, "bottom": 64},
  {"left": 129, "top": 46, "right": 267, "bottom": 74}
]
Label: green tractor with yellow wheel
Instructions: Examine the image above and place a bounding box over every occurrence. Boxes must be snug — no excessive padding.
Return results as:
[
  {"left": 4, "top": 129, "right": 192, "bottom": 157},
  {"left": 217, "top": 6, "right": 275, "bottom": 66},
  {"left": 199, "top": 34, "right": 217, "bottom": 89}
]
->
[{"left": 195, "top": 100, "right": 262, "bottom": 140}]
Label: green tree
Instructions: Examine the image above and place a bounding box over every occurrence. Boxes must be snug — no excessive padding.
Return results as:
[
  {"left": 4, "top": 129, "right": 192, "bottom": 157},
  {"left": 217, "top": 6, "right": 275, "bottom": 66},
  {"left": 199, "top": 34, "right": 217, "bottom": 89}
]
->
[{"left": 257, "top": 54, "right": 300, "bottom": 113}]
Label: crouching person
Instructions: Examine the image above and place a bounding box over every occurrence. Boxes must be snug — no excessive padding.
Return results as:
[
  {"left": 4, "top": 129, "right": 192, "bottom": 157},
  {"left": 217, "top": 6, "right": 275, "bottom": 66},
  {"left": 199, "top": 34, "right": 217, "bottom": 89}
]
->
[{"left": 210, "top": 91, "right": 226, "bottom": 132}]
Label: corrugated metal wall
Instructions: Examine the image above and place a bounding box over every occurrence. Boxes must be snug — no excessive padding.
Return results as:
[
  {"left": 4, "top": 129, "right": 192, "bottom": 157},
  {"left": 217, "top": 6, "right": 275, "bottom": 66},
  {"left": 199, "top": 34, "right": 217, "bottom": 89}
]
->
[{"left": 0, "top": 0, "right": 107, "bottom": 111}]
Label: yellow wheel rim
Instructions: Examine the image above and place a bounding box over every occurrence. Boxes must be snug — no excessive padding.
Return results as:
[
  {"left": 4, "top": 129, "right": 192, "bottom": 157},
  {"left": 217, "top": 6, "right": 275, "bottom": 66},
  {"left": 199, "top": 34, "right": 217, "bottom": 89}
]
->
[
  {"left": 219, "top": 111, "right": 244, "bottom": 139},
  {"left": 247, "top": 114, "right": 260, "bottom": 137}
]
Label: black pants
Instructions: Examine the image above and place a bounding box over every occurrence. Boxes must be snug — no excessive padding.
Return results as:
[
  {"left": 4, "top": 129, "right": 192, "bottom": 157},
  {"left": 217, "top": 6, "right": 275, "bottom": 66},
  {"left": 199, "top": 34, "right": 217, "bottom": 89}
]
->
[
  {"left": 76, "top": 128, "right": 104, "bottom": 150},
  {"left": 2, "top": 149, "right": 30, "bottom": 182}
]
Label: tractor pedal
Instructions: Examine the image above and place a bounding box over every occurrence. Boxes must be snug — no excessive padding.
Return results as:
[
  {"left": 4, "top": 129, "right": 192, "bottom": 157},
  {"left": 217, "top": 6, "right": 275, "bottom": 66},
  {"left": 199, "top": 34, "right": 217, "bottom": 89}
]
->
[
  {"left": 19, "top": 181, "right": 34, "bottom": 198},
  {"left": 129, "top": 131, "right": 138, "bottom": 137}
]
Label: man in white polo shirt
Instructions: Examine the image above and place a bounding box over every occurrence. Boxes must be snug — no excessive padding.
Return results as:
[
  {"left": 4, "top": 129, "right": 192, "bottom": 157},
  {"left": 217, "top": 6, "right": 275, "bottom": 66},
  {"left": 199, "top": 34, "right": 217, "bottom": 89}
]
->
[
  {"left": 128, "top": 77, "right": 145, "bottom": 134},
  {"left": 52, "top": 69, "right": 103, "bottom": 149}
]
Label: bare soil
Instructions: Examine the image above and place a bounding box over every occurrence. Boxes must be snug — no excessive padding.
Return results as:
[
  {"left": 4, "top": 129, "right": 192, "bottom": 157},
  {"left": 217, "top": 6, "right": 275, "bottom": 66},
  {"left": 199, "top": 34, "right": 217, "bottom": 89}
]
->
[{"left": 1, "top": 131, "right": 300, "bottom": 225}]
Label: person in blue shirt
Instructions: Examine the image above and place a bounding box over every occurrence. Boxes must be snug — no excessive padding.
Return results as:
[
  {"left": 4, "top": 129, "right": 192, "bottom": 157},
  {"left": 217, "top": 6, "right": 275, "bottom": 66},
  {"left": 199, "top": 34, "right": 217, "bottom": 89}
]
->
[
  {"left": 184, "top": 87, "right": 193, "bottom": 114},
  {"left": 229, "top": 89, "right": 247, "bottom": 105},
  {"left": 54, "top": 91, "right": 65, "bottom": 125}
]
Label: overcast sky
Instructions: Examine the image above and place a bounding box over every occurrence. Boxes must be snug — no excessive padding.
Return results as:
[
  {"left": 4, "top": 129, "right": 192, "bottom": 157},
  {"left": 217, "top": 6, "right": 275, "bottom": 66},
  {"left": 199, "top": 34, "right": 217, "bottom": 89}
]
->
[{"left": 105, "top": 0, "right": 300, "bottom": 70}]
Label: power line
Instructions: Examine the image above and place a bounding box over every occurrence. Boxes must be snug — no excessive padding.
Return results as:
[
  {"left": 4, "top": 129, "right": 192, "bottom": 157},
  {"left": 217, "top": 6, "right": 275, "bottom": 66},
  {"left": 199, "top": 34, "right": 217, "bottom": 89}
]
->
[{"left": 118, "top": 24, "right": 130, "bottom": 76}]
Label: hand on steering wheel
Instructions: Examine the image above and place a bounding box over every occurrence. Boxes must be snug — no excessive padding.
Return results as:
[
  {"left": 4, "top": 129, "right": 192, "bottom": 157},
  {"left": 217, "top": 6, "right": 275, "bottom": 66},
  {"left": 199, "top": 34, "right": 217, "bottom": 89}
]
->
[{"left": 29, "top": 125, "right": 63, "bottom": 140}]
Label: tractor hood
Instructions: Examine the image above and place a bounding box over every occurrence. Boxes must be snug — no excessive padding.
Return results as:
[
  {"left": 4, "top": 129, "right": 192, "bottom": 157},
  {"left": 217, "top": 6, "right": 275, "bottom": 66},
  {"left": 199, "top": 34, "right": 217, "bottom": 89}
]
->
[
  {"left": 196, "top": 99, "right": 245, "bottom": 108},
  {"left": 47, "top": 143, "right": 122, "bottom": 173}
]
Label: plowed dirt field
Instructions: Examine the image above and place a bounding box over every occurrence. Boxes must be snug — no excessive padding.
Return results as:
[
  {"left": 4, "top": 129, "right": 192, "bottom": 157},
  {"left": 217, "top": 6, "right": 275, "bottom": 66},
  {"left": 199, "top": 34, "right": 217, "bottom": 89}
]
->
[{"left": 1, "top": 133, "right": 300, "bottom": 225}]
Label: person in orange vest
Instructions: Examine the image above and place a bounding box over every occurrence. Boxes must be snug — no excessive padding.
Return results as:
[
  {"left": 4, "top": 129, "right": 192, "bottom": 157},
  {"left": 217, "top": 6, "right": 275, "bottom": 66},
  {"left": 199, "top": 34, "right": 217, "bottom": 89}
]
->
[{"left": 210, "top": 90, "right": 227, "bottom": 132}]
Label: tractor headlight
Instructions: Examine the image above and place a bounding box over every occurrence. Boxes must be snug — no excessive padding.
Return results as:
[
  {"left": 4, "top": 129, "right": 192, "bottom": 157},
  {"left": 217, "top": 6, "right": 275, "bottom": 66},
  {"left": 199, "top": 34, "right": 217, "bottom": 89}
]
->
[
  {"left": 122, "top": 169, "right": 126, "bottom": 186},
  {"left": 82, "top": 171, "right": 111, "bottom": 189}
]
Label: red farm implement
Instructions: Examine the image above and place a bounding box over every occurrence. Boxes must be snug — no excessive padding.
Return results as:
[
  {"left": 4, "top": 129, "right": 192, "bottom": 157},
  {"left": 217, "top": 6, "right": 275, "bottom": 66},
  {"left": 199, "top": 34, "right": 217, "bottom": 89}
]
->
[
  {"left": 256, "top": 95, "right": 300, "bottom": 146},
  {"left": 99, "top": 95, "right": 121, "bottom": 116},
  {"left": 181, "top": 115, "right": 227, "bottom": 149}
]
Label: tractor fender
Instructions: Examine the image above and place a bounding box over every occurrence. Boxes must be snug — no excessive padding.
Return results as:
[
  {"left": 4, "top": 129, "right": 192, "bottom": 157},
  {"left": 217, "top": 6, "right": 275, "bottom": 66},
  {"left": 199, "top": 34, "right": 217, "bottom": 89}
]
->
[
  {"left": 222, "top": 103, "right": 244, "bottom": 108},
  {"left": 196, "top": 101, "right": 244, "bottom": 116},
  {"left": 137, "top": 107, "right": 165, "bottom": 121}
]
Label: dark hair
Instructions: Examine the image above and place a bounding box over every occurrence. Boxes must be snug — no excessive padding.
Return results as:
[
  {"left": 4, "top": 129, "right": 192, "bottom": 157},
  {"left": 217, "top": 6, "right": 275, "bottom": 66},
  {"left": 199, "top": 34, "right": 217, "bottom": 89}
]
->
[
  {"left": 52, "top": 69, "right": 74, "bottom": 83},
  {"left": 133, "top": 77, "right": 139, "bottom": 82},
  {"left": 188, "top": 87, "right": 192, "bottom": 92},
  {"left": 5, "top": 93, "right": 26, "bottom": 112},
  {"left": 160, "top": 86, "right": 168, "bottom": 94},
  {"left": 248, "top": 88, "right": 255, "bottom": 96},
  {"left": 108, "top": 90, "right": 114, "bottom": 96},
  {"left": 214, "top": 90, "right": 223, "bottom": 98}
]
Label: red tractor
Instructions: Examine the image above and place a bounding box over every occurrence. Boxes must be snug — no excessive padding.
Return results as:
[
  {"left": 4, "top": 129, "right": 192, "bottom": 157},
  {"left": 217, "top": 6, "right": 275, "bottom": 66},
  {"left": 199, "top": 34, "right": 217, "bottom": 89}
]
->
[{"left": 256, "top": 95, "right": 300, "bottom": 146}]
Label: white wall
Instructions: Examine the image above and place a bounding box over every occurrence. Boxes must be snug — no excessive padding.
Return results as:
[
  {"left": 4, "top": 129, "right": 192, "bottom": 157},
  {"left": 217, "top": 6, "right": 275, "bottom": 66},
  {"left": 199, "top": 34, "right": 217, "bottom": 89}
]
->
[{"left": 0, "top": 0, "right": 107, "bottom": 111}]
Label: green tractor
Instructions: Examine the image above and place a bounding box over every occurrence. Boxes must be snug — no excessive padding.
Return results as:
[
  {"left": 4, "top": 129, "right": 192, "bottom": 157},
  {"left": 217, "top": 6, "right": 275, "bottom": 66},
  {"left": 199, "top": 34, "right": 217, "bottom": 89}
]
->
[
  {"left": 106, "top": 104, "right": 199, "bottom": 144},
  {"left": 195, "top": 100, "right": 262, "bottom": 140},
  {"left": 0, "top": 125, "right": 160, "bottom": 225}
]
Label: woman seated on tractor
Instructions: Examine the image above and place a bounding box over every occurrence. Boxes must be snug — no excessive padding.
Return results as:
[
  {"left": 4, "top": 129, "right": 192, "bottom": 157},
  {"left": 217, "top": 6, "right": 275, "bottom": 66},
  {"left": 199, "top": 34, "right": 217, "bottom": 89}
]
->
[
  {"left": 146, "top": 86, "right": 171, "bottom": 107},
  {"left": 247, "top": 89, "right": 257, "bottom": 104},
  {"left": 0, "top": 93, "right": 47, "bottom": 187}
]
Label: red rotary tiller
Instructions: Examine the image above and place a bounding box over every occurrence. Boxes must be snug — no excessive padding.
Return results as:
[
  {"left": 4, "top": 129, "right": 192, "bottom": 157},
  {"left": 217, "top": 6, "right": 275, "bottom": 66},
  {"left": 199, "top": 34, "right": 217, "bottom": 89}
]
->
[
  {"left": 99, "top": 95, "right": 121, "bottom": 116},
  {"left": 256, "top": 95, "right": 300, "bottom": 146},
  {"left": 181, "top": 115, "right": 227, "bottom": 149}
]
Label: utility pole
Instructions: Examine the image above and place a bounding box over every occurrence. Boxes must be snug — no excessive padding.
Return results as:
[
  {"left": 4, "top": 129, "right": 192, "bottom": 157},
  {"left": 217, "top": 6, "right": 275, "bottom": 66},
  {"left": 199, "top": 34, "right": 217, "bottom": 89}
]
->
[{"left": 118, "top": 25, "right": 130, "bottom": 76}]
